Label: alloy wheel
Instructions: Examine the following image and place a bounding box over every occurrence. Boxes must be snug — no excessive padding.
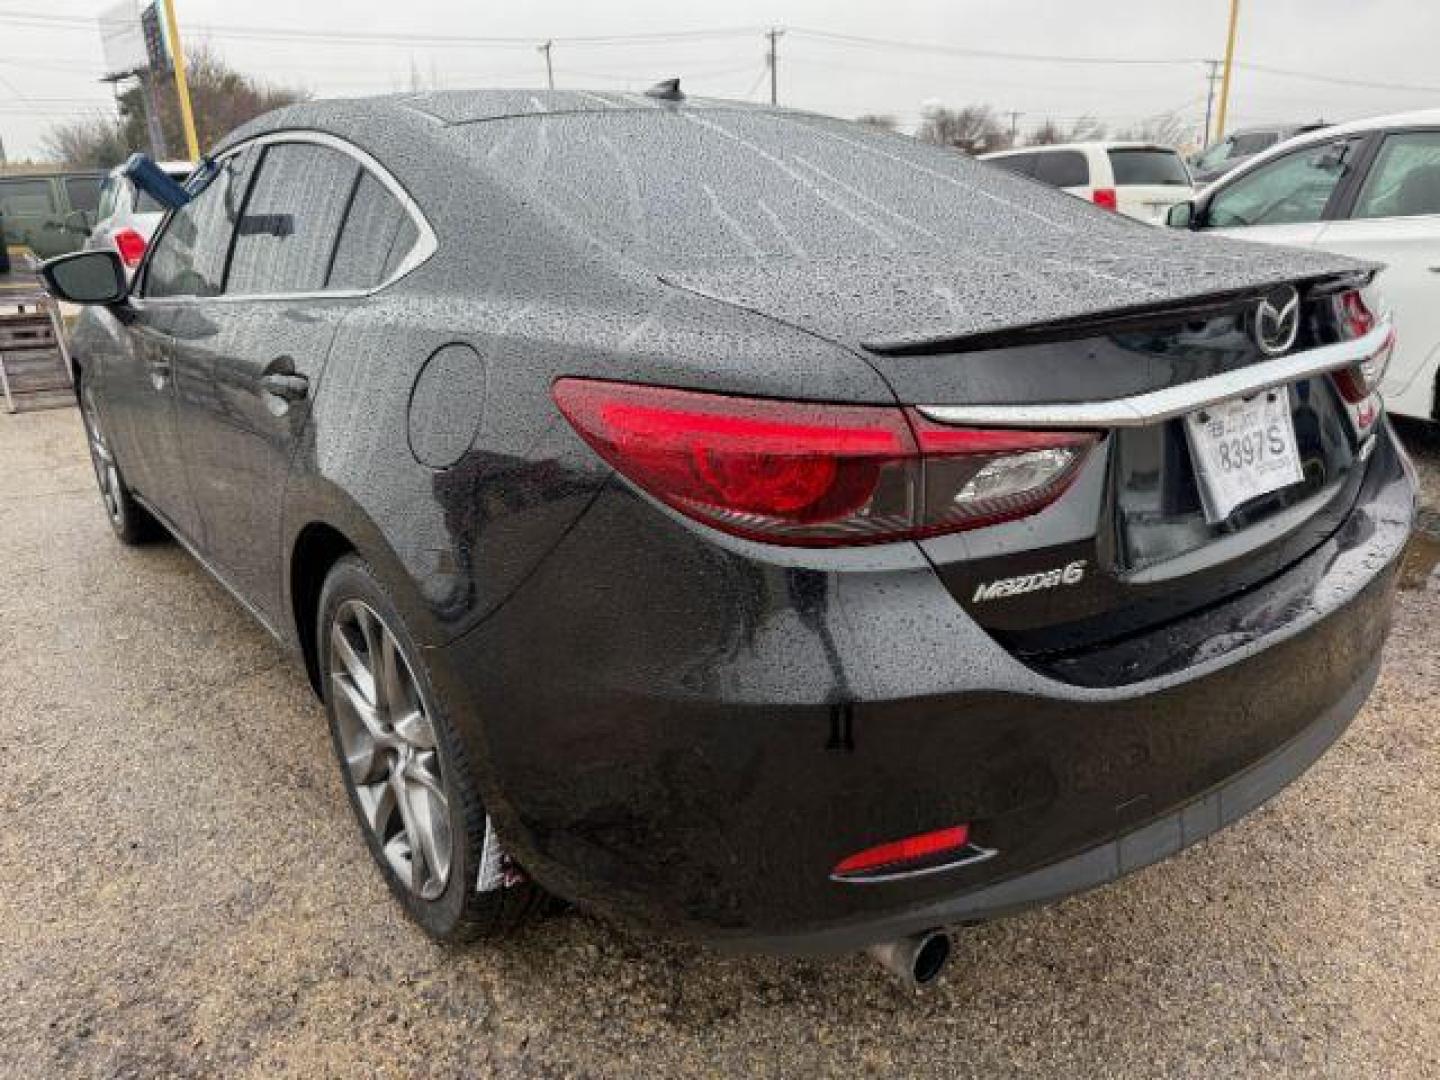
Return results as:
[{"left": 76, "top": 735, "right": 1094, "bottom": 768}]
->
[
  {"left": 329, "top": 599, "right": 453, "bottom": 900},
  {"left": 81, "top": 385, "right": 123, "bottom": 526}
]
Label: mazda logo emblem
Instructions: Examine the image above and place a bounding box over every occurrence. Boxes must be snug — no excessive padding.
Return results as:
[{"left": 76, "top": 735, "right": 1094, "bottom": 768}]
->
[{"left": 1253, "top": 285, "right": 1301, "bottom": 356}]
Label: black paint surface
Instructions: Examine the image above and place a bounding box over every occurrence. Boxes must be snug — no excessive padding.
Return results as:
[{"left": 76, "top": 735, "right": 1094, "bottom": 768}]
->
[{"left": 65, "top": 90, "right": 1414, "bottom": 950}]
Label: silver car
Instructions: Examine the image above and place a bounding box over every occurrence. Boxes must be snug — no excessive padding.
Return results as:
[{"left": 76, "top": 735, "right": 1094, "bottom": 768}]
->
[{"left": 86, "top": 161, "right": 191, "bottom": 276}]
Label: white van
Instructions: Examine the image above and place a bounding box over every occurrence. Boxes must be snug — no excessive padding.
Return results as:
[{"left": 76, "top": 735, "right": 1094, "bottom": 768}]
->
[{"left": 980, "top": 142, "right": 1194, "bottom": 224}]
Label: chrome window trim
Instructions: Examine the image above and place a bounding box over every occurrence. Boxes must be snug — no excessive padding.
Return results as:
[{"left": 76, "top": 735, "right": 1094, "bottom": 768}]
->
[
  {"left": 917, "top": 320, "right": 1393, "bottom": 429},
  {"left": 138, "top": 128, "right": 437, "bottom": 305}
]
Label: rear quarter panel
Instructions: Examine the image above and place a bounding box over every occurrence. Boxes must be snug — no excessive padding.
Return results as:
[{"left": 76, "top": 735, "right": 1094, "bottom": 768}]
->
[{"left": 285, "top": 206, "right": 897, "bottom": 650}]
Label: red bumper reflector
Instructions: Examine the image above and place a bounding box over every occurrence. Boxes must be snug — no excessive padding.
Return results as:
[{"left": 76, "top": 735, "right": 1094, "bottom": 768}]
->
[
  {"left": 833, "top": 824, "right": 971, "bottom": 876},
  {"left": 1092, "top": 188, "right": 1118, "bottom": 211}
]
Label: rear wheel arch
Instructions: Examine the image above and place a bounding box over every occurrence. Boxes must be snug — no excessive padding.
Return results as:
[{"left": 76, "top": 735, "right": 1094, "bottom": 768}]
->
[{"left": 290, "top": 522, "right": 357, "bottom": 696}]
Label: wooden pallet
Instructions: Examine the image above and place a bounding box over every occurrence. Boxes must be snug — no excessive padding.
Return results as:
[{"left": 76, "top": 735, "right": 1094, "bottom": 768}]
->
[{"left": 0, "top": 261, "right": 73, "bottom": 414}]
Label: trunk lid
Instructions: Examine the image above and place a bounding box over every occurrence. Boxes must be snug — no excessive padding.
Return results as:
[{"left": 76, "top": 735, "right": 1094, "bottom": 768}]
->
[
  {"left": 661, "top": 240, "right": 1370, "bottom": 357},
  {"left": 896, "top": 277, "right": 1389, "bottom": 679}
]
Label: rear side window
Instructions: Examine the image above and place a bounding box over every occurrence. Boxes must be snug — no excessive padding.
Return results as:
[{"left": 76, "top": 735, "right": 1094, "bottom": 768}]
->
[
  {"left": 144, "top": 151, "right": 255, "bottom": 298},
  {"left": 1034, "top": 151, "right": 1089, "bottom": 188},
  {"left": 64, "top": 176, "right": 102, "bottom": 214},
  {"left": 1351, "top": 130, "right": 1440, "bottom": 219},
  {"left": 327, "top": 171, "right": 407, "bottom": 290},
  {"left": 986, "top": 154, "right": 1036, "bottom": 178},
  {"left": 0, "top": 179, "right": 56, "bottom": 216},
  {"left": 1108, "top": 149, "right": 1190, "bottom": 186},
  {"left": 227, "top": 142, "right": 358, "bottom": 295}
]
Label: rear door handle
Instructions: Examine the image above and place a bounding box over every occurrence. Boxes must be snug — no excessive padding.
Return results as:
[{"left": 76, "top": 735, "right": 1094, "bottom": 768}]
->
[{"left": 260, "top": 372, "right": 310, "bottom": 402}]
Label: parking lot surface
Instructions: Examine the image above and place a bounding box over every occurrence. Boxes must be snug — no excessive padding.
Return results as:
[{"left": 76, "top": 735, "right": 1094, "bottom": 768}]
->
[{"left": 1, "top": 406, "right": 1437, "bottom": 1079}]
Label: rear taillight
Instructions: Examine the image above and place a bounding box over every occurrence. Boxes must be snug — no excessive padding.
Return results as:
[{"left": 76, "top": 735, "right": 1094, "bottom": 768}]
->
[
  {"left": 1331, "top": 289, "right": 1393, "bottom": 404},
  {"left": 113, "top": 227, "right": 147, "bottom": 268},
  {"left": 552, "top": 379, "right": 1097, "bottom": 547},
  {"left": 1092, "top": 188, "right": 1118, "bottom": 211}
]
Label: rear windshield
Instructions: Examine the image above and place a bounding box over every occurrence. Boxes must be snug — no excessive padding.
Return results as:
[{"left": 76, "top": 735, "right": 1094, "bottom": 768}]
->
[
  {"left": 134, "top": 172, "right": 189, "bottom": 214},
  {"left": 453, "top": 110, "right": 1107, "bottom": 264},
  {"left": 1108, "top": 148, "right": 1191, "bottom": 186}
]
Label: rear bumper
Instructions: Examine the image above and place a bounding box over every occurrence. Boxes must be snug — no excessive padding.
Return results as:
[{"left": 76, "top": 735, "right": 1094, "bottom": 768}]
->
[
  {"left": 742, "top": 649, "right": 1379, "bottom": 953},
  {"left": 427, "top": 422, "right": 1414, "bottom": 953}
]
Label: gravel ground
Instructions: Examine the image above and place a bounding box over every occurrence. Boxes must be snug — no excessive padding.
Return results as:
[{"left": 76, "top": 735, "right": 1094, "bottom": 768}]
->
[{"left": 1, "top": 407, "right": 1437, "bottom": 1079}]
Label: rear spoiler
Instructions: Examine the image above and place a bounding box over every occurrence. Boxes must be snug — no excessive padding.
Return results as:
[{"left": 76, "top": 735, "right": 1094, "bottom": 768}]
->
[
  {"left": 862, "top": 270, "right": 1378, "bottom": 357},
  {"left": 917, "top": 317, "right": 1393, "bottom": 429}
]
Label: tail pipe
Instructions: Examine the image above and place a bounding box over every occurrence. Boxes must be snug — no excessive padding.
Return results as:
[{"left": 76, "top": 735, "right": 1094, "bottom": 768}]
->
[{"left": 867, "top": 929, "right": 951, "bottom": 989}]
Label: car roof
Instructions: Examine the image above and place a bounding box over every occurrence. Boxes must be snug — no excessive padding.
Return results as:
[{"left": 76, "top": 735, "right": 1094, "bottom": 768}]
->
[
  {"left": 980, "top": 141, "right": 1178, "bottom": 158},
  {"left": 229, "top": 87, "right": 772, "bottom": 134},
  {"left": 1290, "top": 107, "right": 1440, "bottom": 141},
  {"left": 106, "top": 160, "right": 192, "bottom": 178},
  {"left": 213, "top": 87, "right": 800, "bottom": 160}
]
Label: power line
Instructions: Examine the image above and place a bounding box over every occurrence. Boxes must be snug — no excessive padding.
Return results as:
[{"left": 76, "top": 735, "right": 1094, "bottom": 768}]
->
[
  {"left": 6, "top": 11, "right": 1436, "bottom": 95},
  {"left": 0, "top": 11, "right": 765, "bottom": 49},
  {"left": 742, "top": 63, "right": 769, "bottom": 102},
  {"left": 787, "top": 27, "right": 1207, "bottom": 66},
  {"left": 1234, "top": 61, "right": 1440, "bottom": 95}
]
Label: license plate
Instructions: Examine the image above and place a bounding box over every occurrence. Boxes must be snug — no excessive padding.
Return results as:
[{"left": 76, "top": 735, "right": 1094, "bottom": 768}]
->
[{"left": 1183, "top": 389, "right": 1303, "bottom": 523}]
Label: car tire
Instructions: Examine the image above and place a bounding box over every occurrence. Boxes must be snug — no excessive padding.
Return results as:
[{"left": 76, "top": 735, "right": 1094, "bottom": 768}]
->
[
  {"left": 78, "top": 371, "right": 161, "bottom": 546},
  {"left": 317, "top": 555, "right": 542, "bottom": 941}
]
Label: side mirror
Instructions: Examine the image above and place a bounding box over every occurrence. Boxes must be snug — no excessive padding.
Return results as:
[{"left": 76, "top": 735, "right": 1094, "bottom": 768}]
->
[
  {"left": 64, "top": 209, "right": 93, "bottom": 235},
  {"left": 1166, "top": 201, "right": 1196, "bottom": 229},
  {"left": 40, "top": 250, "right": 128, "bottom": 305}
]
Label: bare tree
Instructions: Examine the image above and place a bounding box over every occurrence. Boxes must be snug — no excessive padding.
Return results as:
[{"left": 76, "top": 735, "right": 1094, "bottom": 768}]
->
[
  {"left": 40, "top": 116, "right": 131, "bottom": 168},
  {"left": 41, "top": 44, "right": 308, "bottom": 166},
  {"left": 1114, "top": 112, "right": 1190, "bottom": 147},
  {"left": 1028, "top": 119, "right": 1066, "bottom": 146},
  {"left": 1066, "top": 115, "right": 1108, "bottom": 142},
  {"left": 855, "top": 113, "right": 900, "bottom": 133},
  {"left": 917, "top": 104, "right": 1009, "bottom": 154}
]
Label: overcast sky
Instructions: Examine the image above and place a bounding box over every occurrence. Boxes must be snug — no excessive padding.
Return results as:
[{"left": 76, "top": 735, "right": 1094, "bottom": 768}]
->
[{"left": 3, "top": 0, "right": 1439, "bottom": 160}]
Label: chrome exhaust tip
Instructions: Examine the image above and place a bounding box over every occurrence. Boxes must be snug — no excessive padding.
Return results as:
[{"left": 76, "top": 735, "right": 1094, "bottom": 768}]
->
[{"left": 867, "top": 929, "right": 951, "bottom": 989}]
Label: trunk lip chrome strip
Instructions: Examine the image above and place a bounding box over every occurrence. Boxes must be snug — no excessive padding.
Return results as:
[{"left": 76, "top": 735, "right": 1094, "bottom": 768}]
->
[{"left": 916, "top": 320, "right": 1393, "bottom": 429}]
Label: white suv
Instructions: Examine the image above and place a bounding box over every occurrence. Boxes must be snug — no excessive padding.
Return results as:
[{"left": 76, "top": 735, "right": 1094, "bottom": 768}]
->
[
  {"left": 980, "top": 142, "right": 1194, "bottom": 224},
  {"left": 85, "top": 160, "right": 192, "bottom": 277}
]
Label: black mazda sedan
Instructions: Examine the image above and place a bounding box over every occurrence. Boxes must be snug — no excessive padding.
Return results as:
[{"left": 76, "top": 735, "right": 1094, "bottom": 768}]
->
[{"left": 43, "top": 89, "right": 1414, "bottom": 982}]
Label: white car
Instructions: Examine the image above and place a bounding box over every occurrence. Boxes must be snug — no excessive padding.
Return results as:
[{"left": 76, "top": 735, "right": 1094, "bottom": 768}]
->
[
  {"left": 85, "top": 160, "right": 191, "bottom": 276},
  {"left": 1170, "top": 108, "right": 1440, "bottom": 423},
  {"left": 980, "top": 142, "right": 1195, "bottom": 224}
]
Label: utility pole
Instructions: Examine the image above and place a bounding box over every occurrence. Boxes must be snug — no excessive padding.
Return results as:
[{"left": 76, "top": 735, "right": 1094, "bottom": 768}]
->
[
  {"left": 1215, "top": 0, "right": 1241, "bottom": 141},
  {"left": 766, "top": 28, "right": 783, "bottom": 105},
  {"left": 139, "top": 70, "right": 168, "bottom": 159},
  {"left": 1202, "top": 60, "right": 1221, "bottom": 146},
  {"left": 159, "top": 0, "right": 200, "bottom": 161},
  {"left": 1007, "top": 110, "right": 1024, "bottom": 146},
  {"left": 538, "top": 40, "right": 554, "bottom": 90}
]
